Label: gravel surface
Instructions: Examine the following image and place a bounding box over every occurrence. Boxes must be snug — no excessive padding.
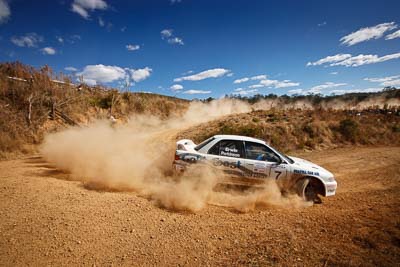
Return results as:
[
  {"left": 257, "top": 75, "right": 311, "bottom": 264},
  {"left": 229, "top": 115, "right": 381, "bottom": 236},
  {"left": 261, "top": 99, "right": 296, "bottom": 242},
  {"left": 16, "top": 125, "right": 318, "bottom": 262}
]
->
[{"left": 0, "top": 146, "right": 399, "bottom": 266}]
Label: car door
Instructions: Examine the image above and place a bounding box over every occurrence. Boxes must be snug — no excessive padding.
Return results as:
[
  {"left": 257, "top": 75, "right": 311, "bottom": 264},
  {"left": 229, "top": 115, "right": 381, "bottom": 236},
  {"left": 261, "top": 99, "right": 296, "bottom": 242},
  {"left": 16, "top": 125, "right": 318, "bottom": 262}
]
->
[
  {"left": 205, "top": 139, "right": 246, "bottom": 178},
  {"left": 244, "top": 141, "right": 287, "bottom": 180}
]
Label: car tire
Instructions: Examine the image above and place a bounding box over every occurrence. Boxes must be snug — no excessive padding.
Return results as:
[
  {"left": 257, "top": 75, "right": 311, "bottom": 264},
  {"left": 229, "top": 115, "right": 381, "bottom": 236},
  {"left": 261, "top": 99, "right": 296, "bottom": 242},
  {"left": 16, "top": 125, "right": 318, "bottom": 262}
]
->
[{"left": 295, "top": 178, "right": 322, "bottom": 203}]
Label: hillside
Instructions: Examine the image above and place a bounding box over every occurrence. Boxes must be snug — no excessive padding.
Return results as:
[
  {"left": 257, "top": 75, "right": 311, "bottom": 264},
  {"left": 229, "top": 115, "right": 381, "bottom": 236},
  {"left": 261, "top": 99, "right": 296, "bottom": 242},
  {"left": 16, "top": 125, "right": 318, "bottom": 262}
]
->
[
  {"left": 177, "top": 109, "right": 400, "bottom": 152},
  {"left": 0, "top": 62, "right": 189, "bottom": 158},
  {"left": 1, "top": 62, "right": 399, "bottom": 158}
]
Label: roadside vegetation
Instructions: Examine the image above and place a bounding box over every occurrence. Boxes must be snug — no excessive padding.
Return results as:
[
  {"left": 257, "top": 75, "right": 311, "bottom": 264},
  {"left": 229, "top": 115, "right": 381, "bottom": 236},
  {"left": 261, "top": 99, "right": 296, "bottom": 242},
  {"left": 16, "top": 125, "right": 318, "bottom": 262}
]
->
[
  {"left": 178, "top": 109, "right": 400, "bottom": 152},
  {"left": 0, "top": 62, "right": 189, "bottom": 158},
  {"left": 0, "top": 61, "right": 399, "bottom": 158}
]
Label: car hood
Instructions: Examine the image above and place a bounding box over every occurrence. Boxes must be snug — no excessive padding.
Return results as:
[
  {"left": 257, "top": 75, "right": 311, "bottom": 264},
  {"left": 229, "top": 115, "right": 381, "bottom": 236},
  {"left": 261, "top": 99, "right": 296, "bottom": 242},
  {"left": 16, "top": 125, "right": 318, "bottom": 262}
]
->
[{"left": 289, "top": 156, "right": 333, "bottom": 179}]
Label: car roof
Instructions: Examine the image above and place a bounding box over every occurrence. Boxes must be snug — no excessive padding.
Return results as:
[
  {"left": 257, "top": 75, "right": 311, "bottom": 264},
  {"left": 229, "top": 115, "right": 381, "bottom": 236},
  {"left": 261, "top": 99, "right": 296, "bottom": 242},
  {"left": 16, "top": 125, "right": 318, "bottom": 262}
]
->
[{"left": 213, "top": 135, "right": 266, "bottom": 144}]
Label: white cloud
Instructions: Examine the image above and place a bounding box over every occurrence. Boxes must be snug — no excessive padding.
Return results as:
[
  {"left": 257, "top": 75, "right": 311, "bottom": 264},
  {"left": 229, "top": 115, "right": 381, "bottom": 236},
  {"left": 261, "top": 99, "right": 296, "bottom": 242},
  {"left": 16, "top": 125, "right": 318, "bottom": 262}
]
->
[
  {"left": 129, "top": 67, "right": 152, "bottom": 82},
  {"left": 364, "top": 75, "right": 400, "bottom": 83},
  {"left": 385, "top": 29, "right": 400, "bottom": 40},
  {"left": 78, "top": 65, "right": 126, "bottom": 85},
  {"left": 332, "top": 53, "right": 400, "bottom": 67},
  {"left": 309, "top": 82, "right": 347, "bottom": 93},
  {"left": 182, "top": 70, "right": 193, "bottom": 75},
  {"left": 330, "top": 72, "right": 338, "bottom": 75},
  {"left": 11, "top": 33, "right": 43, "bottom": 47},
  {"left": 249, "top": 78, "right": 299, "bottom": 89},
  {"left": 308, "top": 52, "right": 400, "bottom": 67},
  {"left": 183, "top": 90, "right": 211, "bottom": 94},
  {"left": 161, "top": 29, "right": 173, "bottom": 39},
  {"left": 251, "top": 75, "right": 267, "bottom": 81},
  {"left": 364, "top": 74, "right": 400, "bottom": 87},
  {"left": 288, "top": 82, "right": 347, "bottom": 95},
  {"left": 329, "top": 88, "right": 383, "bottom": 95},
  {"left": 174, "top": 68, "right": 231, "bottom": 82},
  {"left": 77, "top": 65, "right": 151, "bottom": 85},
  {"left": 98, "top": 16, "right": 105, "bottom": 26},
  {"left": 340, "top": 22, "right": 397, "bottom": 46},
  {"left": 81, "top": 78, "right": 97, "bottom": 86},
  {"left": 307, "top": 54, "right": 351, "bottom": 66},
  {"left": 167, "top": 37, "right": 184, "bottom": 45},
  {"left": 71, "top": 0, "right": 108, "bottom": 19},
  {"left": 65, "top": 66, "right": 78, "bottom": 72},
  {"left": 233, "top": 74, "right": 267, "bottom": 84},
  {"left": 265, "top": 79, "right": 299, "bottom": 88},
  {"left": 41, "top": 47, "right": 56, "bottom": 55},
  {"left": 71, "top": 3, "right": 89, "bottom": 18},
  {"left": 287, "top": 89, "right": 304, "bottom": 95},
  {"left": 68, "top": 34, "right": 81, "bottom": 44},
  {"left": 382, "top": 79, "right": 400, "bottom": 87},
  {"left": 248, "top": 84, "right": 264, "bottom": 89},
  {"left": 317, "top": 21, "right": 327, "bottom": 27},
  {"left": 56, "top": 36, "right": 64, "bottom": 43},
  {"left": 170, "top": 84, "right": 183, "bottom": 91},
  {"left": 126, "top": 44, "right": 140, "bottom": 51},
  {"left": 232, "top": 89, "right": 258, "bottom": 95},
  {"left": 161, "top": 29, "right": 184, "bottom": 45},
  {"left": 0, "top": 0, "right": 11, "bottom": 24},
  {"left": 233, "top": 77, "right": 249, "bottom": 84}
]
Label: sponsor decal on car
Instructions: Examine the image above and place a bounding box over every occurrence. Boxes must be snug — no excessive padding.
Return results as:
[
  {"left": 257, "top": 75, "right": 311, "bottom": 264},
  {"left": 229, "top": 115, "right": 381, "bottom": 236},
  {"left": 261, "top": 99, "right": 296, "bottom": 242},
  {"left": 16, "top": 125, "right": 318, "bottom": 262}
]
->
[
  {"left": 294, "top": 169, "right": 320, "bottom": 176},
  {"left": 220, "top": 147, "right": 241, "bottom": 158},
  {"left": 253, "top": 163, "right": 266, "bottom": 173}
]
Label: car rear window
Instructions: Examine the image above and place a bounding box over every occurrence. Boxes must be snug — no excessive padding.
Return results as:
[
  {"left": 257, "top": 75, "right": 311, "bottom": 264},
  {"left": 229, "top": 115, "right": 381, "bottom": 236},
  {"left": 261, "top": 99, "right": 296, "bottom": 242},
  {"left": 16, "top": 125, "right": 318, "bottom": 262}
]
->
[{"left": 194, "top": 137, "right": 215, "bottom": 151}]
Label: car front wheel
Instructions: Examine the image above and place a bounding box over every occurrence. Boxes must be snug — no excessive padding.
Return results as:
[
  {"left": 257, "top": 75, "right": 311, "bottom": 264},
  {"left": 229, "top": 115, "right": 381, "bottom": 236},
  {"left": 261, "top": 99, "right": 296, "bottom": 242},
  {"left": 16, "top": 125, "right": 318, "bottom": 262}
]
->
[{"left": 295, "top": 178, "right": 322, "bottom": 203}]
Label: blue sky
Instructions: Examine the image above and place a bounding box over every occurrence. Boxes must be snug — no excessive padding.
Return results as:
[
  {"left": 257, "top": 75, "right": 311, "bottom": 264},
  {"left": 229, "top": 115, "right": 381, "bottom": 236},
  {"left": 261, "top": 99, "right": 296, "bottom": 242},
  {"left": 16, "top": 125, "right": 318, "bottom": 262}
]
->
[{"left": 0, "top": 0, "right": 400, "bottom": 99}]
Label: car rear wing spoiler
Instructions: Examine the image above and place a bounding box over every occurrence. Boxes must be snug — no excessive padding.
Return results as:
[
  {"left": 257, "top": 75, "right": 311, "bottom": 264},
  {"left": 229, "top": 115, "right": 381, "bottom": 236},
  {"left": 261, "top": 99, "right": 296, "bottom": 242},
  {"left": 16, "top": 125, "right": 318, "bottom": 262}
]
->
[{"left": 176, "top": 139, "right": 197, "bottom": 152}]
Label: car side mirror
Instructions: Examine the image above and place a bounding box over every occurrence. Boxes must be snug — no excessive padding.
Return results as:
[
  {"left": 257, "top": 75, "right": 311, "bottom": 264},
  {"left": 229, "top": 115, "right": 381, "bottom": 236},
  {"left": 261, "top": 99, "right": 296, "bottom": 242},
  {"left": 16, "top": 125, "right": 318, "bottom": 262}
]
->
[{"left": 275, "top": 156, "right": 282, "bottom": 165}]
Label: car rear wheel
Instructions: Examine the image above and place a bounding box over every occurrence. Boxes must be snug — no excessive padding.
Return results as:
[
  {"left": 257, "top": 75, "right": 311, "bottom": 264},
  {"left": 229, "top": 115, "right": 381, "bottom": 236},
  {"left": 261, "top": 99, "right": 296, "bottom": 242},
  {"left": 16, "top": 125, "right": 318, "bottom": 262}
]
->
[{"left": 295, "top": 178, "right": 322, "bottom": 203}]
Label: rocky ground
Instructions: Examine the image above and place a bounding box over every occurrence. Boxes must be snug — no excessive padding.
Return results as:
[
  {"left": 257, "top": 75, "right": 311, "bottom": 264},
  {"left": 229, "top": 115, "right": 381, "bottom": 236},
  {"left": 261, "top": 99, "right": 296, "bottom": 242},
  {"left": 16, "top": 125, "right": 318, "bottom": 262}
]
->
[{"left": 0, "top": 146, "right": 399, "bottom": 266}]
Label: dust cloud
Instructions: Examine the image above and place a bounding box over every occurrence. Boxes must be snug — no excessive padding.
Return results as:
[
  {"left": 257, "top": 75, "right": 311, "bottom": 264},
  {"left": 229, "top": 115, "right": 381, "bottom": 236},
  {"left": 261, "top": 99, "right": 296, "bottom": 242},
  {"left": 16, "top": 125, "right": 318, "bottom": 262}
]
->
[{"left": 41, "top": 99, "right": 307, "bottom": 212}]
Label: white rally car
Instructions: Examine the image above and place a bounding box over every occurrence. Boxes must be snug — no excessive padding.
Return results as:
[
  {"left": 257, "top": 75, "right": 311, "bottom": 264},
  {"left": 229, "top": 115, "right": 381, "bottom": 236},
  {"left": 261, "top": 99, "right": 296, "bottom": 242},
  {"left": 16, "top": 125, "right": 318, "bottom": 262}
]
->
[{"left": 173, "top": 135, "right": 337, "bottom": 202}]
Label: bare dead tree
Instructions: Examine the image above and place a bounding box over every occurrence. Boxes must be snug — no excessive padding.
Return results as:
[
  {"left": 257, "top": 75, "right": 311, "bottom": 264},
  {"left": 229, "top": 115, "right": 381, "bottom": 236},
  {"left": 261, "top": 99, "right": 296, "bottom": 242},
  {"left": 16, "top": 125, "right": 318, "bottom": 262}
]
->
[{"left": 27, "top": 93, "right": 34, "bottom": 126}]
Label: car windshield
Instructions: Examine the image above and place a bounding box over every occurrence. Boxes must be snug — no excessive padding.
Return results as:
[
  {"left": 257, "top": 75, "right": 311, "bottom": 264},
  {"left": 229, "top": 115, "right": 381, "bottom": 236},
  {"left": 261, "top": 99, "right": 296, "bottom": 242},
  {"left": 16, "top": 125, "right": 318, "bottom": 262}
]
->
[{"left": 272, "top": 148, "right": 294, "bottom": 164}]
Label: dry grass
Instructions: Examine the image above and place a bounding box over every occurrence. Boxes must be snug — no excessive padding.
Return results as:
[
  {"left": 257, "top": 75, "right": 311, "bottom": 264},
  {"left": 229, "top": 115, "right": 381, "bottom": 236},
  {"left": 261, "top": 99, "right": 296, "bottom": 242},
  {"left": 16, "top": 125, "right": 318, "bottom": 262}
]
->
[
  {"left": 1, "top": 61, "right": 399, "bottom": 158},
  {"left": 0, "top": 62, "right": 189, "bottom": 158},
  {"left": 177, "top": 109, "right": 400, "bottom": 152}
]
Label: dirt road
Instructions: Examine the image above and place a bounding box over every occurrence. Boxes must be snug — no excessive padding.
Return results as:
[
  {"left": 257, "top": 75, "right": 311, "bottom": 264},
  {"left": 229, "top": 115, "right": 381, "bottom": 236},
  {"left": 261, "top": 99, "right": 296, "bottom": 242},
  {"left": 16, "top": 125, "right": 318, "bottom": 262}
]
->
[{"left": 0, "top": 146, "right": 399, "bottom": 266}]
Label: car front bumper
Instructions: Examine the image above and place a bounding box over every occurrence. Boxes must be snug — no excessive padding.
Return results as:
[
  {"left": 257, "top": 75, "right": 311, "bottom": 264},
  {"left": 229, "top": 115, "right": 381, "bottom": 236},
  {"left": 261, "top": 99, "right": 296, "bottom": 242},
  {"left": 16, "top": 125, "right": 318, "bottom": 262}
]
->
[{"left": 325, "top": 180, "right": 337, "bottom": 197}]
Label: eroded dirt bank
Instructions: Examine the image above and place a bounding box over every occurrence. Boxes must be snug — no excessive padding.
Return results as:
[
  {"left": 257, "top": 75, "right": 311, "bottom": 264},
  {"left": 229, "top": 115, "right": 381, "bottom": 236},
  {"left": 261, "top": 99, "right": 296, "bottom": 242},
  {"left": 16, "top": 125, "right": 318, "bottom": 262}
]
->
[{"left": 0, "top": 146, "right": 399, "bottom": 266}]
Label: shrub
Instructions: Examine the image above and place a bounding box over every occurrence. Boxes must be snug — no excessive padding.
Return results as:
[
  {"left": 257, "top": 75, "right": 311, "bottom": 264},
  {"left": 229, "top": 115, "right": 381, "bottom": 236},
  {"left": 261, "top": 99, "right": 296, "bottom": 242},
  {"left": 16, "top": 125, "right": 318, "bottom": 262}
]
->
[
  {"left": 392, "top": 125, "right": 400, "bottom": 133},
  {"left": 339, "top": 119, "right": 359, "bottom": 142},
  {"left": 302, "top": 124, "right": 315, "bottom": 138}
]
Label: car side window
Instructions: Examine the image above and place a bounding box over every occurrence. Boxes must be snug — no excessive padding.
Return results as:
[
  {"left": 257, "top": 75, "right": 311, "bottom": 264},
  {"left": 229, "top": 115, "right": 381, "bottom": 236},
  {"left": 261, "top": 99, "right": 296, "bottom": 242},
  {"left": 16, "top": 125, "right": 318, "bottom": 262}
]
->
[
  {"left": 208, "top": 141, "right": 220, "bottom": 155},
  {"left": 208, "top": 140, "right": 244, "bottom": 158},
  {"left": 245, "top": 141, "right": 280, "bottom": 163}
]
